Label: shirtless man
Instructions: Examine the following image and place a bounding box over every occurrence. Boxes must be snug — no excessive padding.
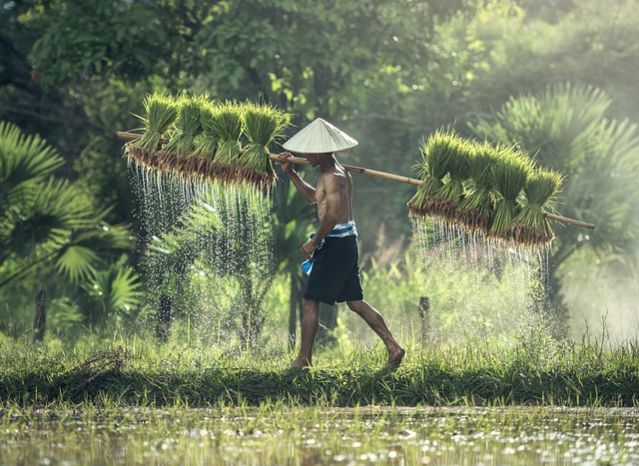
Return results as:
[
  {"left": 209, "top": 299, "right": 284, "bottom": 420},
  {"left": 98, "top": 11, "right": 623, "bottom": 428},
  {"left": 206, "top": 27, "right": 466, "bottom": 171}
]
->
[{"left": 280, "top": 149, "right": 405, "bottom": 369}]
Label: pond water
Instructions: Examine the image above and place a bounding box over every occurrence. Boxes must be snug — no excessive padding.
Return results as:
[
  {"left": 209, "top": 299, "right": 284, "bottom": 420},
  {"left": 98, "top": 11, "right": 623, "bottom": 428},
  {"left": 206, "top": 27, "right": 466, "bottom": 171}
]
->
[{"left": 1, "top": 406, "right": 638, "bottom": 465}]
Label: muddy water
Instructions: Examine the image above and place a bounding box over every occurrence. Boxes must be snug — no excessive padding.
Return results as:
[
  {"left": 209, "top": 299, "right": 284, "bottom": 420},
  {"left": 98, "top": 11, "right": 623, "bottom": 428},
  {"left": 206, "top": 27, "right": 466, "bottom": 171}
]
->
[{"left": 2, "top": 406, "right": 637, "bottom": 465}]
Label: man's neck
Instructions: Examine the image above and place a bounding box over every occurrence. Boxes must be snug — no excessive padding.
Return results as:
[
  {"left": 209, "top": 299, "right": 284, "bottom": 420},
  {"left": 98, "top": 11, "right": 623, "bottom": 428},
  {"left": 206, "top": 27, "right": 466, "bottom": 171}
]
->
[{"left": 319, "top": 154, "right": 337, "bottom": 173}]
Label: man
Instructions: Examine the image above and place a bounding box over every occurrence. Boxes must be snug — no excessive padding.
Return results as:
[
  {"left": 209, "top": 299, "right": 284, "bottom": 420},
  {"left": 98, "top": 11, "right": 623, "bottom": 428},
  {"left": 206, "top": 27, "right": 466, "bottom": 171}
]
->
[{"left": 279, "top": 118, "right": 405, "bottom": 369}]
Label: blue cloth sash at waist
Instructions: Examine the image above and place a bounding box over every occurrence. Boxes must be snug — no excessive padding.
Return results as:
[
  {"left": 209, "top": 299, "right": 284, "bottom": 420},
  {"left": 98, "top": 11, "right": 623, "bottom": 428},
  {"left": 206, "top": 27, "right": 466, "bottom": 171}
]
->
[
  {"left": 301, "top": 221, "right": 357, "bottom": 275},
  {"left": 326, "top": 220, "right": 358, "bottom": 238}
]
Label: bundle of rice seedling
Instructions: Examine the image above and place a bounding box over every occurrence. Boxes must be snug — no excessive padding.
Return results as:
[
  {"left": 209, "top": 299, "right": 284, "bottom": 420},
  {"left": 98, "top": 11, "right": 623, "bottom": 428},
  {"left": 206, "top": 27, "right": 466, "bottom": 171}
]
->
[
  {"left": 193, "top": 101, "right": 218, "bottom": 158},
  {"left": 210, "top": 102, "right": 243, "bottom": 165},
  {"left": 164, "top": 95, "right": 204, "bottom": 156},
  {"left": 458, "top": 142, "right": 498, "bottom": 232},
  {"left": 489, "top": 145, "right": 534, "bottom": 239},
  {"left": 241, "top": 102, "right": 290, "bottom": 175},
  {"left": 407, "top": 131, "right": 456, "bottom": 218},
  {"left": 433, "top": 136, "right": 474, "bottom": 219},
  {"left": 130, "top": 93, "right": 177, "bottom": 152},
  {"left": 511, "top": 169, "right": 563, "bottom": 246}
]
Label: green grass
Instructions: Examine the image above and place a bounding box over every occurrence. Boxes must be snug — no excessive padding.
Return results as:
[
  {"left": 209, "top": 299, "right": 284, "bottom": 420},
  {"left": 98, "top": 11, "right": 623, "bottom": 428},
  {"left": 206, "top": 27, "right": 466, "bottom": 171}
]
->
[{"left": 2, "top": 335, "right": 638, "bottom": 407}]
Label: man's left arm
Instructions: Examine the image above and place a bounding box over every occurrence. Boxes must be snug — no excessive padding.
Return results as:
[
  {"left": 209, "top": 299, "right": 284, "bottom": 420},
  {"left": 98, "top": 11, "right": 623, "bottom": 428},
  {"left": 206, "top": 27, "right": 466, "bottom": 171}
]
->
[{"left": 301, "top": 174, "right": 342, "bottom": 258}]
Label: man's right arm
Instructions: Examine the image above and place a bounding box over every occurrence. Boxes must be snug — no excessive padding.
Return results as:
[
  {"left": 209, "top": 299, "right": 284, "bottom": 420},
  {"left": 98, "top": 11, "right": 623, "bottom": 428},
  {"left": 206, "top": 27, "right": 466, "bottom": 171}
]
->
[{"left": 281, "top": 154, "right": 316, "bottom": 204}]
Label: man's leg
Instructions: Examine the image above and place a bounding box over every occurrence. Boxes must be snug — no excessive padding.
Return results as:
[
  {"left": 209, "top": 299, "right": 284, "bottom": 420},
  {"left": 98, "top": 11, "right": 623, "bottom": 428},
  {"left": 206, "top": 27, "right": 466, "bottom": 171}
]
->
[
  {"left": 292, "top": 298, "right": 320, "bottom": 368},
  {"left": 346, "top": 300, "right": 405, "bottom": 367}
]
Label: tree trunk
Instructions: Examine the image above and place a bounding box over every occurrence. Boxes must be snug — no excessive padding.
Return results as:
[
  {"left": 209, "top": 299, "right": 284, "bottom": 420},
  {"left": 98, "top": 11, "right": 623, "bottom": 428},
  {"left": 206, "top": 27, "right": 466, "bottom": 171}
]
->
[
  {"left": 156, "top": 294, "right": 172, "bottom": 343},
  {"left": 33, "top": 289, "right": 46, "bottom": 342},
  {"left": 419, "top": 296, "right": 431, "bottom": 343}
]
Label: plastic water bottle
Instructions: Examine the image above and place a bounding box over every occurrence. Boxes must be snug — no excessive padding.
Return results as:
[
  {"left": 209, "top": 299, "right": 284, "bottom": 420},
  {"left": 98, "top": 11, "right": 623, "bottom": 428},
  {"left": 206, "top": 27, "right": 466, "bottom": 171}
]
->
[{"left": 301, "top": 259, "right": 313, "bottom": 275}]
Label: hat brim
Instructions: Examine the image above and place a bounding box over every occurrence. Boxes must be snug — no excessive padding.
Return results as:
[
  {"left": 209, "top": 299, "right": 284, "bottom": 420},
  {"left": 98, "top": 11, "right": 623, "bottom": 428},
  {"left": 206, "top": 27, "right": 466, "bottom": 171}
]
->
[{"left": 281, "top": 118, "right": 358, "bottom": 154}]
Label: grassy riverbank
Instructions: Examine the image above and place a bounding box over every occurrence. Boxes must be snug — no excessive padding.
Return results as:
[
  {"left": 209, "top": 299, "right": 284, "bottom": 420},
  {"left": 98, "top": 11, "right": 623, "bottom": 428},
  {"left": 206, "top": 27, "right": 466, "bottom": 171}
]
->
[{"left": 1, "top": 333, "right": 638, "bottom": 407}]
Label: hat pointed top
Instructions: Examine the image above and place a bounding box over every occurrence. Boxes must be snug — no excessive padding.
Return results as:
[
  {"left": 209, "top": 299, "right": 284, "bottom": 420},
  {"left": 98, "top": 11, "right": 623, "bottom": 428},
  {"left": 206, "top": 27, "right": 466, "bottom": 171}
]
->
[{"left": 282, "top": 118, "right": 358, "bottom": 154}]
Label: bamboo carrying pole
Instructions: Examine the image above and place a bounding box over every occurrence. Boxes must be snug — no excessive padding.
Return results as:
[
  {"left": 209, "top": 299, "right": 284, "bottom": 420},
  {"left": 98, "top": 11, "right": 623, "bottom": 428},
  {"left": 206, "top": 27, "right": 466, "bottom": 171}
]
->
[{"left": 116, "top": 131, "right": 595, "bottom": 229}]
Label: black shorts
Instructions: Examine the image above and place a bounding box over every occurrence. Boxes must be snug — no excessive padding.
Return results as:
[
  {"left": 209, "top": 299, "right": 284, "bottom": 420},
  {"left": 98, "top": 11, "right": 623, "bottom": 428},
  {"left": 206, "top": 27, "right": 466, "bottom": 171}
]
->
[{"left": 303, "top": 235, "right": 364, "bottom": 305}]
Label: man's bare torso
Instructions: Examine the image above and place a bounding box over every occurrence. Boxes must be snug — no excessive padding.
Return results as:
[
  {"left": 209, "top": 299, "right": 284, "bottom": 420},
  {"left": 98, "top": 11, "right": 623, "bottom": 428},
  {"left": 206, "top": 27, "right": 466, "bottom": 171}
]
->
[{"left": 315, "top": 163, "right": 353, "bottom": 223}]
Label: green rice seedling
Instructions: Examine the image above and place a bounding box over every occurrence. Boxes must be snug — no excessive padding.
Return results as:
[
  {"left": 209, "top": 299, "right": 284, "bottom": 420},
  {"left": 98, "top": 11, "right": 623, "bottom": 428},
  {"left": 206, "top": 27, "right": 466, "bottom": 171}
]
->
[
  {"left": 434, "top": 137, "right": 474, "bottom": 219},
  {"left": 240, "top": 102, "right": 290, "bottom": 175},
  {"left": 407, "top": 131, "right": 456, "bottom": 217},
  {"left": 511, "top": 168, "right": 563, "bottom": 246},
  {"left": 194, "top": 100, "right": 218, "bottom": 159},
  {"left": 131, "top": 93, "right": 177, "bottom": 151},
  {"left": 458, "top": 142, "right": 499, "bottom": 232},
  {"left": 164, "top": 95, "right": 204, "bottom": 156},
  {"left": 489, "top": 146, "right": 534, "bottom": 239},
  {"left": 210, "top": 102, "right": 244, "bottom": 165}
]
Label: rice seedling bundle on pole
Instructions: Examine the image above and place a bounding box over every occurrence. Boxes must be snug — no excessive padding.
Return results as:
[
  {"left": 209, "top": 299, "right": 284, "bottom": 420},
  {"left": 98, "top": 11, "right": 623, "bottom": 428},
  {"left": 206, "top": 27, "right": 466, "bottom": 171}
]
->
[
  {"left": 241, "top": 102, "right": 290, "bottom": 178},
  {"left": 433, "top": 136, "right": 474, "bottom": 220},
  {"left": 458, "top": 142, "right": 499, "bottom": 232},
  {"left": 489, "top": 145, "right": 535, "bottom": 240},
  {"left": 119, "top": 104, "right": 593, "bottom": 247},
  {"left": 407, "top": 131, "right": 456, "bottom": 218},
  {"left": 407, "top": 131, "right": 568, "bottom": 248},
  {"left": 129, "top": 93, "right": 177, "bottom": 152},
  {"left": 193, "top": 102, "right": 217, "bottom": 158},
  {"left": 164, "top": 95, "right": 205, "bottom": 156},
  {"left": 123, "top": 93, "right": 290, "bottom": 190},
  {"left": 511, "top": 169, "right": 563, "bottom": 245}
]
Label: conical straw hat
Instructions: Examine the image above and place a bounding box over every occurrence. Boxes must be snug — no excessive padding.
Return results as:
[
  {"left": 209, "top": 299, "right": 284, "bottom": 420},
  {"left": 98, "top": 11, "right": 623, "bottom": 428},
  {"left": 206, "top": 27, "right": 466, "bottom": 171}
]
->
[{"left": 282, "top": 118, "right": 358, "bottom": 154}]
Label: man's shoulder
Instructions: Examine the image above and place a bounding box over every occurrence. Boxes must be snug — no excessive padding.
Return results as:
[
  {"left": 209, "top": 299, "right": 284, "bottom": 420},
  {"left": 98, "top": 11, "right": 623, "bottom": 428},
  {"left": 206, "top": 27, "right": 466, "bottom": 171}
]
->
[{"left": 320, "top": 169, "right": 347, "bottom": 182}]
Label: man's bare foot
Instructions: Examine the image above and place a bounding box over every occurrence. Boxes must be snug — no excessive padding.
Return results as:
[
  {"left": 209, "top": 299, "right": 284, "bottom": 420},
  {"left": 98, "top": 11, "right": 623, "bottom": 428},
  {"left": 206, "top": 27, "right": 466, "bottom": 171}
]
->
[
  {"left": 385, "top": 346, "right": 405, "bottom": 370},
  {"left": 291, "top": 357, "right": 312, "bottom": 369}
]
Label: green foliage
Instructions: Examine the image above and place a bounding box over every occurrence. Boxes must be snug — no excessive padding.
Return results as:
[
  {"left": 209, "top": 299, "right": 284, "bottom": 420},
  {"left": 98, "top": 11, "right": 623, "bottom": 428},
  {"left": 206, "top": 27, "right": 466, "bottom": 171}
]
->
[
  {"left": 0, "top": 121, "right": 64, "bottom": 212},
  {"left": 0, "top": 122, "right": 138, "bottom": 337},
  {"left": 81, "top": 255, "right": 142, "bottom": 327},
  {"left": 28, "top": 0, "right": 170, "bottom": 88}
]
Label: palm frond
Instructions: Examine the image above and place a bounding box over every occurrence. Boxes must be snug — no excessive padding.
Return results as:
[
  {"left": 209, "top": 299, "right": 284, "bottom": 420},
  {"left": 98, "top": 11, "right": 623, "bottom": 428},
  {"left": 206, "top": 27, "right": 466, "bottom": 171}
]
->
[{"left": 0, "top": 121, "right": 64, "bottom": 211}]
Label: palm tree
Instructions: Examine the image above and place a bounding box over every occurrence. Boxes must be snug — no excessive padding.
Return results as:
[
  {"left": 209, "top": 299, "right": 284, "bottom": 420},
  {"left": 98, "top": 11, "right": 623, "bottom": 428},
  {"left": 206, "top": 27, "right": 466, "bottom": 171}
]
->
[
  {"left": 471, "top": 84, "right": 639, "bottom": 324},
  {"left": 0, "top": 121, "right": 138, "bottom": 338}
]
